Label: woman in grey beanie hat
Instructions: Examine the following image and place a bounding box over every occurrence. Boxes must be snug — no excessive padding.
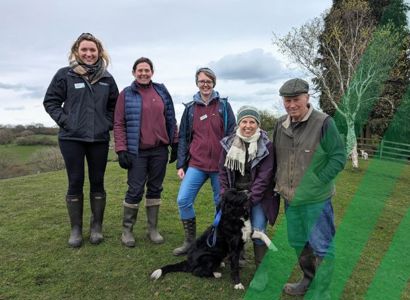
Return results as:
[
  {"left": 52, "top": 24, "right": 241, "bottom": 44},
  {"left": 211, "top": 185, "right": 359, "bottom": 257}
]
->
[
  {"left": 236, "top": 105, "right": 261, "bottom": 125},
  {"left": 219, "top": 105, "right": 280, "bottom": 290}
]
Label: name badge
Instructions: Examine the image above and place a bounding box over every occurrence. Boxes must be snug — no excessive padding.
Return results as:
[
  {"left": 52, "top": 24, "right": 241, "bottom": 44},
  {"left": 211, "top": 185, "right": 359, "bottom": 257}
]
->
[
  {"left": 74, "top": 83, "right": 85, "bottom": 89},
  {"left": 200, "top": 114, "right": 208, "bottom": 121}
]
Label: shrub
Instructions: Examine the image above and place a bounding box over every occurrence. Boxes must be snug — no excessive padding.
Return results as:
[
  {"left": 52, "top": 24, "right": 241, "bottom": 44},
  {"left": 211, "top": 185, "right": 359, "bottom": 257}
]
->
[
  {"left": 30, "top": 147, "right": 65, "bottom": 172},
  {"left": 0, "top": 154, "right": 30, "bottom": 179},
  {"left": 259, "top": 110, "right": 278, "bottom": 133},
  {"left": 15, "top": 136, "right": 57, "bottom": 146},
  {"left": 11, "top": 125, "right": 26, "bottom": 134},
  {"left": 19, "top": 130, "right": 35, "bottom": 137},
  {"left": 36, "top": 127, "right": 59, "bottom": 135},
  {"left": 0, "top": 129, "right": 15, "bottom": 145}
]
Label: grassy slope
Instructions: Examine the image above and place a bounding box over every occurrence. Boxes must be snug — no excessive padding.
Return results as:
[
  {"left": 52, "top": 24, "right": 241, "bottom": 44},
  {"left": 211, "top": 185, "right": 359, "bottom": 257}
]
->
[
  {"left": 0, "top": 161, "right": 409, "bottom": 300},
  {"left": 0, "top": 144, "right": 52, "bottom": 163}
]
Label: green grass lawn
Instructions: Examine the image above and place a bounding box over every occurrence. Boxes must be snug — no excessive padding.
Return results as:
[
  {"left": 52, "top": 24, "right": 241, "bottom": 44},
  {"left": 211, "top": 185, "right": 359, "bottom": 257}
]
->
[
  {"left": 0, "top": 144, "right": 52, "bottom": 164},
  {"left": 0, "top": 160, "right": 409, "bottom": 300}
]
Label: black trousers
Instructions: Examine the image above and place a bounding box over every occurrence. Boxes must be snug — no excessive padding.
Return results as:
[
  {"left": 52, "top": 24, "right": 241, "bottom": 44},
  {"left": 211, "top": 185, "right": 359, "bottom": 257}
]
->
[
  {"left": 59, "top": 139, "right": 109, "bottom": 195},
  {"left": 125, "top": 146, "right": 168, "bottom": 205}
]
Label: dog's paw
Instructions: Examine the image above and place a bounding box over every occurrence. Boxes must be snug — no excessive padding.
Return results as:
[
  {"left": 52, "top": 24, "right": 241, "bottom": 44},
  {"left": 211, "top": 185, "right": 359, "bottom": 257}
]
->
[
  {"left": 234, "top": 283, "right": 245, "bottom": 290},
  {"left": 220, "top": 261, "right": 226, "bottom": 268},
  {"left": 150, "top": 269, "right": 163, "bottom": 280},
  {"left": 213, "top": 272, "right": 222, "bottom": 278}
]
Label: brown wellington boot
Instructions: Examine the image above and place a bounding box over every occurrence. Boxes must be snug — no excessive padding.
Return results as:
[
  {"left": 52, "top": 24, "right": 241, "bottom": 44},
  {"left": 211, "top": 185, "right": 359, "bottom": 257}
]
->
[
  {"left": 305, "top": 256, "right": 334, "bottom": 300},
  {"left": 283, "top": 246, "right": 316, "bottom": 296}
]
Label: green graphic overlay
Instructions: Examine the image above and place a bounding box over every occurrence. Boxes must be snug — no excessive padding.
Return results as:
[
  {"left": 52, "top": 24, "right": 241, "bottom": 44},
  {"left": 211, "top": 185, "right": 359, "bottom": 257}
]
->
[
  {"left": 330, "top": 159, "right": 406, "bottom": 299},
  {"left": 365, "top": 206, "right": 410, "bottom": 300},
  {"left": 245, "top": 3, "right": 409, "bottom": 299}
]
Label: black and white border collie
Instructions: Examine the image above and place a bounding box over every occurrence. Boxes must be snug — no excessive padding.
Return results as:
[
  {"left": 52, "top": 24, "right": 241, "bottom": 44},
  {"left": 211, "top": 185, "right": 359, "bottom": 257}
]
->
[{"left": 151, "top": 189, "right": 252, "bottom": 289}]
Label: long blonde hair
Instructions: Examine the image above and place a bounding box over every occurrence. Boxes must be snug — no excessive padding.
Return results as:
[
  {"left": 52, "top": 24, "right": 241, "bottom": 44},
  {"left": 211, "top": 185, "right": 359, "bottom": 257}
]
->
[{"left": 69, "top": 33, "right": 110, "bottom": 67}]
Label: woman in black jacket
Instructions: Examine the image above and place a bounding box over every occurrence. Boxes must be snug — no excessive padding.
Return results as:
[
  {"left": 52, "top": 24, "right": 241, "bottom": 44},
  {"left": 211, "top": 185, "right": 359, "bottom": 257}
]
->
[{"left": 43, "top": 33, "right": 119, "bottom": 248}]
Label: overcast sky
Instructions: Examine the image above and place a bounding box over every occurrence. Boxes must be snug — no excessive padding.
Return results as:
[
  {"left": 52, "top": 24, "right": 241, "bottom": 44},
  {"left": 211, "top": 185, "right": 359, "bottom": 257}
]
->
[{"left": 0, "top": 0, "right": 332, "bottom": 126}]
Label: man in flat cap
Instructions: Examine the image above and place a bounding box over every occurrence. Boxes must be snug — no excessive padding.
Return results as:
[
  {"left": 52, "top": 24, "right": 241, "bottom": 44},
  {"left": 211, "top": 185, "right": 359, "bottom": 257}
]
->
[{"left": 272, "top": 78, "right": 346, "bottom": 299}]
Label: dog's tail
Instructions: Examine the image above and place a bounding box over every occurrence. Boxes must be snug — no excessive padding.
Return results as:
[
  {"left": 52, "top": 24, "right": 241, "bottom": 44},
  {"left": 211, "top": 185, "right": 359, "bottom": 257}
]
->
[{"left": 150, "top": 260, "right": 190, "bottom": 280}]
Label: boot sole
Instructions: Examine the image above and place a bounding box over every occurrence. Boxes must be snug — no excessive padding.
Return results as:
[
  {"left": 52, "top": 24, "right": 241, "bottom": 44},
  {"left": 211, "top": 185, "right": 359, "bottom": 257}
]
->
[
  {"left": 90, "top": 232, "right": 104, "bottom": 245},
  {"left": 90, "top": 238, "right": 104, "bottom": 245},
  {"left": 283, "top": 284, "right": 308, "bottom": 296},
  {"left": 122, "top": 241, "right": 136, "bottom": 247},
  {"left": 68, "top": 240, "right": 83, "bottom": 248}
]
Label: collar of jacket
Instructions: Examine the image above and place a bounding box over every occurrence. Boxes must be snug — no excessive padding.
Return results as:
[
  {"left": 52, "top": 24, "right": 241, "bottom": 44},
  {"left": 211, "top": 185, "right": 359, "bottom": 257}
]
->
[
  {"left": 282, "top": 103, "right": 314, "bottom": 129},
  {"left": 130, "top": 80, "right": 154, "bottom": 92},
  {"left": 193, "top": 90, "right": 220, "bottom": 105},
  {"left": 68, "top": 68, "right": 111, "bottom": 80}
]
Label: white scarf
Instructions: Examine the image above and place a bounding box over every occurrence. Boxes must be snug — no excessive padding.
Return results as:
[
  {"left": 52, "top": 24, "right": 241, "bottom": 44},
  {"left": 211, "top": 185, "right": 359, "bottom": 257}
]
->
[{"left": 224, "top": 127, "right": 261, "bottom": 175}]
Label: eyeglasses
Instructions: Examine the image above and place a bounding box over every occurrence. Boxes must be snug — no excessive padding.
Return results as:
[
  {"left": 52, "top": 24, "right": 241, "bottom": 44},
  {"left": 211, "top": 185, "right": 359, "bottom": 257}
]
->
[{"left": 197, "top": 80, "right": 213, "bottom": 86}]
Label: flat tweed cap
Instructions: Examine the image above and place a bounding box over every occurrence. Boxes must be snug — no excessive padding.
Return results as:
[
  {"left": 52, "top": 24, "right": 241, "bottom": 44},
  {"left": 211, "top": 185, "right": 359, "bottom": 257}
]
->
[{"left": 279, "top": 78, "right": 309, "bottom": 97}]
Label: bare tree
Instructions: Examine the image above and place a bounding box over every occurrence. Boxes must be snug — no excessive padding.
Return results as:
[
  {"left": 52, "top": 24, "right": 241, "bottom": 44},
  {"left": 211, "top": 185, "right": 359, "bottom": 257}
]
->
[{"left": 273, "top": 1, "right": 402, "bottom": 168}]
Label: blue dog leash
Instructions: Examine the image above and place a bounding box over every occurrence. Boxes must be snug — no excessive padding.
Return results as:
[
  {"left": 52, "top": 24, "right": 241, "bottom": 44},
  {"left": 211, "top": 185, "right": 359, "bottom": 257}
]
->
[{"left": 206, "top": 210, "right": 222, "bottom": 247}]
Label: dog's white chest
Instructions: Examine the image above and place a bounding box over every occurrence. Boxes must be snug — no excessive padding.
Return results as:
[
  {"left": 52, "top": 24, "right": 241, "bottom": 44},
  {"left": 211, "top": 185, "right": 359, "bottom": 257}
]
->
[{"left": 241, "top": 218, "right": 252, "bottom": 242}]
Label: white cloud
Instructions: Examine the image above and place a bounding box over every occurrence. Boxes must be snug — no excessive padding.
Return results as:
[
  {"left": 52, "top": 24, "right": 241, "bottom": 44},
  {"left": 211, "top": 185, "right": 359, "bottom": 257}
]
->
[
  {"left": 4, "top": 106, "right": 24, "bottom": 111},
  {"left": 0, "top": 0, "right": 332, "bottom": 125},
  {"left": 209, "top": 48, "right": 299, "bottom": 84},
  {"left": 0, "top": 82, "right": 45, "bottom": 99}
]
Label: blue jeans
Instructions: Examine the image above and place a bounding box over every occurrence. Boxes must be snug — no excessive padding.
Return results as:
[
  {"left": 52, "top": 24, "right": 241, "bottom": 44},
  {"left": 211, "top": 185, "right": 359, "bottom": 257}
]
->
[
  {"left": 251, "top": 203, "right": 268, "bottom": 245},
  {"left": 285, "top": 198, "right": 335, "bottom": 257},
  {"left": 177, "top": 167, "right": 220, "bottom": 220}
]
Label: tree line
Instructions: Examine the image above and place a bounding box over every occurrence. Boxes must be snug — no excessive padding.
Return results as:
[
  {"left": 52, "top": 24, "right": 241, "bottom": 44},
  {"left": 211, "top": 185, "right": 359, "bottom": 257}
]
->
[{"left": 273, "top": 0, "right": 410, "bottom": 168}]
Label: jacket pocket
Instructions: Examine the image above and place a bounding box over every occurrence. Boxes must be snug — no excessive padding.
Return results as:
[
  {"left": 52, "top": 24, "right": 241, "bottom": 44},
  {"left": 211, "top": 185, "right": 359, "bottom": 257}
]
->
[{"left": 293, "top": 171, "right": 322, "bottom": 201}]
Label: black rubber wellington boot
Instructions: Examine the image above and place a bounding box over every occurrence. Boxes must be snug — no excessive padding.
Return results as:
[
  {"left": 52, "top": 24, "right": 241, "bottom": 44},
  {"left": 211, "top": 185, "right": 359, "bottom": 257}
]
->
[
  {"left": 66, "top": 194, "right": 84, "bottom": 248},
  {"left": 283, "top": 246, "right": 316, "bottom": 296},
  {"left": 89, "top": 192, "right": 106, "bottom": 244}
]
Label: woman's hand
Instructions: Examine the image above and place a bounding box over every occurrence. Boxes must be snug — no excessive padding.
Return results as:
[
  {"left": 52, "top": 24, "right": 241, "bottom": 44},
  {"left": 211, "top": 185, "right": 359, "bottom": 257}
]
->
[
  {"left": 177, "top": 168, "right": 185, "bottom": 180},
  {"left": 117, "top": 151, "right": 132, "bottom": 169}
]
